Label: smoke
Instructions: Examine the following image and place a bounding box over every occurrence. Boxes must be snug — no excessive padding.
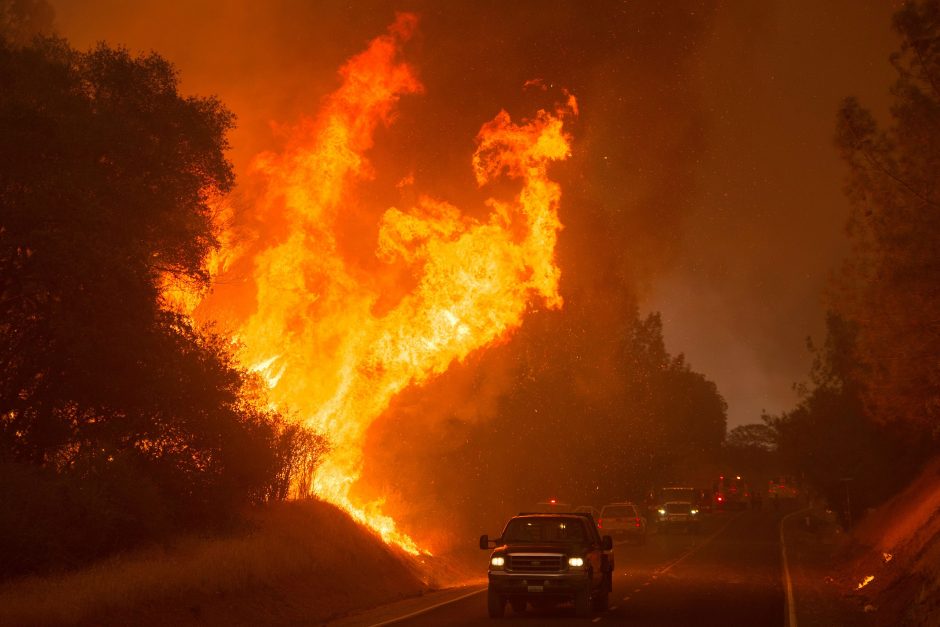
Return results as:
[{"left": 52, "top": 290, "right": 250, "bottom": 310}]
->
[
  {"left": 49, "top": 1, "right": 725, "bottom": 552},
  {"left": 645, "top": 0, "right": 898, "bottom": 428}
]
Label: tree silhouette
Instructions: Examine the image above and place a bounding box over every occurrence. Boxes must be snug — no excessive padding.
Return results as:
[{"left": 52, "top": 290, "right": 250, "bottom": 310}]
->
[
  {"left": 835, "top": 0, "right": 940, "bottom": 442},
  {"left": 765, "top": 314, "right": 916, "bottom": 526},
  {"left": 0, "top": 33, "right": 321, "bottom": 576}
]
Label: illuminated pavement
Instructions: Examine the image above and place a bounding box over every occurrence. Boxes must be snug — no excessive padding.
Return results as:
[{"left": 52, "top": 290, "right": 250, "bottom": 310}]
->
[{"left": 335, "top": 506, "right": 800, "bottom": 626}]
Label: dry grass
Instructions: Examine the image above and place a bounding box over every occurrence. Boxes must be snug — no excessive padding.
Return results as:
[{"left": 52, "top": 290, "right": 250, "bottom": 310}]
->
[
  {"left": 853, "top": 457, "right": 940, "bottom": 552},
  {"left": 0, "top": 499, "right": 428, "bottom": 626},
  {"left": 846, "top": 456, "right": 940, "bottom": 626}
]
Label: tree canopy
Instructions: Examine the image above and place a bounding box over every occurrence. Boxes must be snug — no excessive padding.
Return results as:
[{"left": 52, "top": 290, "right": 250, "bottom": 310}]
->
[
  {"left": 0, "top": 31, "right": 323, "bottom": 577},
  {"left": 835, "top": 0, "right": 940, "bottom": 440},
  {"left": 766, "top": 313, "right": 918, "bottom": 526}
]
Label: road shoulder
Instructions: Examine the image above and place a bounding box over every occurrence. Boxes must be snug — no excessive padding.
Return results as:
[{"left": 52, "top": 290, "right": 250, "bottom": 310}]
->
[
  {"left": 781, "top": 503, "right": 873, "bottom": 627},
  {"left": 325, "top": 583, "right": 486, "bottom": 626}
]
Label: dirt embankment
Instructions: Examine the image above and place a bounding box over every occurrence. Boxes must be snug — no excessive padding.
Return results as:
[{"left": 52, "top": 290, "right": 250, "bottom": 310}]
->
[
  {"left": 787, "top": 457, "right": 940, "bottom": 627},
  {"left": 847, "top": 456, "right": 940, "bottom": 626},
  {"left": 0, "top": 499, "right": 447, "bottom": 626}
]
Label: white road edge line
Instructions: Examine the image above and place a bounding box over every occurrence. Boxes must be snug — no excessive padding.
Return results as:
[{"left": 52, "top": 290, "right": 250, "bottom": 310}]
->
[
  {"left": 655, "top": 511, "right": 744, "bottom": 576},
  {"left": 779, "top": 506, "right": 813, "bottom": 627},
  {"left": 367, "top": 586, "right": 487, "bottom": 627}
]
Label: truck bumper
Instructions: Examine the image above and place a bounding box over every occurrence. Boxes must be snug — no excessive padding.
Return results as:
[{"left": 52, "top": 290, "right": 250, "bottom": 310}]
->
[{"left": 488, "top": 571, "right": 590, "bottom": 599}]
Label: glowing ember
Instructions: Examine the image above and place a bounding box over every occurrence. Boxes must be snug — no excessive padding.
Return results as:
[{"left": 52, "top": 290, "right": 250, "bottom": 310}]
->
[
  {"left": 174, "top": 14, "right": 575, "bottom": 554},
  {"left": 857, "top": 575, "right": 875, "bottom": 590}
]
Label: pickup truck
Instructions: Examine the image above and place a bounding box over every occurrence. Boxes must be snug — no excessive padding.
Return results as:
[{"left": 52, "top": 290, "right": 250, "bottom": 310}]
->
[{"left": 479, "top": 512, "right": 614, "bottom": 618}]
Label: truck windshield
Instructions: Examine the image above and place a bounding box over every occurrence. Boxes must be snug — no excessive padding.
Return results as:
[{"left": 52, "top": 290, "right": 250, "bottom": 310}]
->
[
  {"left": 661, "top": 488, "right": 695, "bottom": 501},
  {"left": 503, "top": 518, "right": 586, "bottom": 543}
]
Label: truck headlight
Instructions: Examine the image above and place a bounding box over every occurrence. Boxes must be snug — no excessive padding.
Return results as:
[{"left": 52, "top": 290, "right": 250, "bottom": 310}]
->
[
  {"left": 691, "top": 509, "right": 699, "bottom": 515},
  {"left": 568, "top": 557, "right": 584, "bottom": 568},
  {"left": 658, "top": 508, "right": 666, "bottom": 516},
  {"left": 490, "top": 556, "right": 505, "bottom": 569}
]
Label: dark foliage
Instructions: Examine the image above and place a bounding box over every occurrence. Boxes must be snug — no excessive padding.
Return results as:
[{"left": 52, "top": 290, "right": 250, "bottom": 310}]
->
[
  {"left": 361, "top": 305, "right": 728, "bottom": 544},
  {"left": 617, "top": 313, "right": 727, "bottom": 489},
  {"left": 834, "top": 0, "right": 940, "bottom": 441},
  {"left": 765, "top": 314, "right": 920, "bottom": 527},
  {"left": 0, "top": 33, "right": 325, "bottom": 578}
]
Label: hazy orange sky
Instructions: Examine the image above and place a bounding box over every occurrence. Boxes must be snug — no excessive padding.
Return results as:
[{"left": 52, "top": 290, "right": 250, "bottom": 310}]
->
[{"left": 50, "top": 0, "right": 899, "bottom": 428}]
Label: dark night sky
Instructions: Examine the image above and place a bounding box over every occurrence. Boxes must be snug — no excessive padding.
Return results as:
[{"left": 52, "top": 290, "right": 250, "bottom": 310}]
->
[{"left": 51, "top": 0, "right": 900, "bottom": 428}]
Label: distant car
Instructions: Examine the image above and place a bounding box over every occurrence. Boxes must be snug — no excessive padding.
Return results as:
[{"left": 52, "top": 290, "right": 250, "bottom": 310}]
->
[
  {"left": 656, "top": 501, "right": 701, "bottom": 533},
  {"left": 574, "top": 505, "right": 600, "bottom": 520},
  {"left": 598, "top": 502, "right": 647, "bottom": 544}
]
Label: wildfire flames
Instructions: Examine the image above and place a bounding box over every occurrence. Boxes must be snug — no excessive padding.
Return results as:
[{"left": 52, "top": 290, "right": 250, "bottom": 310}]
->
[{"left": 173, "top": 14, "right": 575, "bottom": 554}]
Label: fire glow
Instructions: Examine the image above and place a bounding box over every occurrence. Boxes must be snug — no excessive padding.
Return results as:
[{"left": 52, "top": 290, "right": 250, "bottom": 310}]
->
[{"left": 174, "top": 14, "right": 575, "bottom": 554}]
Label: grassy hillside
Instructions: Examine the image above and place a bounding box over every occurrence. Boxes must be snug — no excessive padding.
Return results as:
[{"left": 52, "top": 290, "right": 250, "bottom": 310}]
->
[
  {"left": 847, "top": 457, "right": 940, "bottom": 626},
  {"left": 0, "top": 499, "right": 430, "bottom": 626}
]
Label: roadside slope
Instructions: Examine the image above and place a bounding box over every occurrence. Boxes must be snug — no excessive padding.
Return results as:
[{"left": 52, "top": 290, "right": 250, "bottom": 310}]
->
[
  {"left": 849, "top": 456, "right": 940, "bottom": 626},
  {"left": 786, "top": 457, "right": 940, "bottom": 626},
  {"left": 0, "top": 499, "right": 428, "bottom": 626}
]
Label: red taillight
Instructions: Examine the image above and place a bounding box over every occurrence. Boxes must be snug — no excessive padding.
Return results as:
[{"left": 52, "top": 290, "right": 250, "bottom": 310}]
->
[
  {"left": 597, "top": 519, "right": 603, "bottom": 528},
  {"left": 635, "top": 517, "right": 641, "bottom": 527},
  {"left": 717, "top": 495, "right": 724, "bottom": 502}
]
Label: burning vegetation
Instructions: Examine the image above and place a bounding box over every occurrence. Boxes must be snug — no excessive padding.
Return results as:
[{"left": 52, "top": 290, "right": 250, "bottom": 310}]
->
[
  {"left": 167, "top": 13, "right": 576, "bottom": 554},
  {"left": 5, "top": 9, "right": 938, "bottom": 624},
  {"left": 2, "top": 3, "right": 730, "bottom": 577}
]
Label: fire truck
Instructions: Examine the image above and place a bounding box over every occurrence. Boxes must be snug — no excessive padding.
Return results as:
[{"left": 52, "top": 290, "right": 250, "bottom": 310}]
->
[{"left": 714, "top": 475, "right": 750, "bottom": 510}]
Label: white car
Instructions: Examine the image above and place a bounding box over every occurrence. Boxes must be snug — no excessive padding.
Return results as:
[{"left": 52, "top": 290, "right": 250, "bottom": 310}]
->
[
  {"left": 599, "top": 502, "right": 647, "bottom": 544},
  {"left": 656, "top": 501, "right": 701, "bottom": 533}
]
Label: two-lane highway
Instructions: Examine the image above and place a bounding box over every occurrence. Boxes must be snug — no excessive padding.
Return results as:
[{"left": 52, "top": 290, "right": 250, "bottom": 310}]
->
[{"left": 365, "top": 506, "right": 793, "bottom": 626}]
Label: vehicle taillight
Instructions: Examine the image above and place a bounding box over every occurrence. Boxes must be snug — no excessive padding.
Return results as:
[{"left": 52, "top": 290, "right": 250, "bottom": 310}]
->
[
  {"left": 717, "top": 495, "right": 724, "bottom": 502},
  {"left": 597, "top": 519, "right": 603, "bottom": 528},
  {"left": 635, "top": 517, "right": 641, "bottom": 527}
]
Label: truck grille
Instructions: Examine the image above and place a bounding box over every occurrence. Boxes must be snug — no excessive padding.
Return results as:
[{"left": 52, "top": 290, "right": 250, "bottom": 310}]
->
[{"left": 508, "top": 554, "right": 564, "bottom": 572}]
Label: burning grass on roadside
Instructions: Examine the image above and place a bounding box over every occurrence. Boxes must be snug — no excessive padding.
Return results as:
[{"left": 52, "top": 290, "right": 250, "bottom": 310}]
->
[{"left": 0, "top": 499, "right": 429, "bottom": 626}]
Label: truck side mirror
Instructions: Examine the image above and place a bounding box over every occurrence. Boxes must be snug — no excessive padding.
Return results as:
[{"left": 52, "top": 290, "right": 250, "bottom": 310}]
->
[
  {"left": 601, "top": 535, "right": 613, "bottom": 551},
  {"left": 479, "top": 534, "right": 490, "bottom": 550}
]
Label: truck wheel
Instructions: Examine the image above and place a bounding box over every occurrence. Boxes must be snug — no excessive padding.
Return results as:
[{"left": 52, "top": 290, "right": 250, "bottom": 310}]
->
[
  {"left": 510, "top": 599, "right": 526, "bottom": 614},
  {"left": 592, "top": 590, "right": 609, "bottom": 611},
  {"left": 574, "top": 585, "right": 591, "bottom": 617},
  {"left": 487, "top": 588, "right": 505, "bottom": 618}
]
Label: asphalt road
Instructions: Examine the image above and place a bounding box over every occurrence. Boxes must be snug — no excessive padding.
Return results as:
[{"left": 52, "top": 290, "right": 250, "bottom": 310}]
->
[{"left": 379, "top": 506, "right": 794, "bottom": 626}]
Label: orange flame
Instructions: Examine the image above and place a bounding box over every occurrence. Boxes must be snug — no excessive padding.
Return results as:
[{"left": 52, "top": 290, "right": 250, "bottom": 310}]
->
[{"left": 179, "top": 14, "right": 575, "bottom": 555}]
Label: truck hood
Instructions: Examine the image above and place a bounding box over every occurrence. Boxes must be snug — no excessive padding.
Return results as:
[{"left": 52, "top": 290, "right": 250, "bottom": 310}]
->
[{"left": 496, "top": 543, "right": 586, "bottom": 555}]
